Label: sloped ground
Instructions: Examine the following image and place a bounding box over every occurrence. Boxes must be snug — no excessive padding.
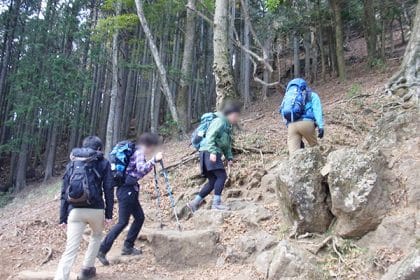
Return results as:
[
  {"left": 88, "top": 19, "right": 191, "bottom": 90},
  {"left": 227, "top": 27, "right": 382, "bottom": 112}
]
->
[{"left": 0, "top": 56, "right": 410, "bottom": 280}]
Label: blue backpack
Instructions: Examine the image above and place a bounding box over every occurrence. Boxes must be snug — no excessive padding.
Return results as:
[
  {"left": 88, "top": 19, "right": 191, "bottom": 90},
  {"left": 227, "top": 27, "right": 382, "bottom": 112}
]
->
[
  {"left": 109, "top": 140, "right": 136, "bottom": 186},
  {"left": 191, "top": 113, "right": 218, "bottom": 150},
  {"left": 280, "top": 78, "right": 310, "bottom": 122}
]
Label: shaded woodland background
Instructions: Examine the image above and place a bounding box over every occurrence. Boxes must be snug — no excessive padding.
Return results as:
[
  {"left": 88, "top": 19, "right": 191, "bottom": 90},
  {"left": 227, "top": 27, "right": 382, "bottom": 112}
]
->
[{"left": 0, "top": 0, "right": 417, "bottom": 192}]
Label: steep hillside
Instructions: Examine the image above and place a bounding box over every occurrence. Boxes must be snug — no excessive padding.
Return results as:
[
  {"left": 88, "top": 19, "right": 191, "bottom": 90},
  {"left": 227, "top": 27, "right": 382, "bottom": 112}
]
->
[{"left": 1, "top": 57, "right": 418, "bottom": 280}]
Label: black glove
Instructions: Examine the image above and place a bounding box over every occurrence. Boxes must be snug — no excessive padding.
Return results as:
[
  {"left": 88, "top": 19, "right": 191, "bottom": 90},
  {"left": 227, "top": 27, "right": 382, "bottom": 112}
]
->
[{"left": 318, "top": 128, "right": 324, "bottom": 139}]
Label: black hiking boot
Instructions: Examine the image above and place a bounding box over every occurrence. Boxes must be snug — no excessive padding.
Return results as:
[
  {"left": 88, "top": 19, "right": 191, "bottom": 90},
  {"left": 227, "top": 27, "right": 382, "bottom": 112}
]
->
[
  {"left": 77, "top": 267, "right": 96, "bottom": 280},
  {"left": 121, "top": 246, "right": 142, "bottom": 256},
  {"left": 97, "top": 251, "right": 110, "bottom": 266}
]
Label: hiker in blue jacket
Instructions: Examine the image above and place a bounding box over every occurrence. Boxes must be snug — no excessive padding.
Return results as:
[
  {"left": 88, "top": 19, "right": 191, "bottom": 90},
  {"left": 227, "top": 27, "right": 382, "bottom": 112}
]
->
[{"left": 279, "top": 78, "right": 324, "bottom": 156}]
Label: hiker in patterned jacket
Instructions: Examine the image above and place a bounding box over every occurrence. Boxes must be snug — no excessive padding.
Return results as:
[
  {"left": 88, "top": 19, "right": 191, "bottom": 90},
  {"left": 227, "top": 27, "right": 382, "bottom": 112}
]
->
[
  {"left": 187, "top": 103, "right": 241, "bottom": 212},
  {"left": 97, "top": 133, "right": 162, "bottom": 266}
]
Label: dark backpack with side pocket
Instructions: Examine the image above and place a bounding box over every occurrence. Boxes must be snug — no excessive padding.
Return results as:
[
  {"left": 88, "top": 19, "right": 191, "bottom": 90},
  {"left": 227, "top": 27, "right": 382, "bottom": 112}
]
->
[{"left": 66, "top": 148, "right": 100, "bottom": 206}]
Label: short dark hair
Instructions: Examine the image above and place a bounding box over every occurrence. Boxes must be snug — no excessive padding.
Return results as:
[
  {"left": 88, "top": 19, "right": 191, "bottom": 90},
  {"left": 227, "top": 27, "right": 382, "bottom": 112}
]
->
[
  {"left": 82, "top": 136, "right": 103, "bottom": 151},
  {"left": 222, "top": 102, "right": 241, "bottom": 116},
  {"left": 138, "top": 133, "right": 160, "bottom": 147}
]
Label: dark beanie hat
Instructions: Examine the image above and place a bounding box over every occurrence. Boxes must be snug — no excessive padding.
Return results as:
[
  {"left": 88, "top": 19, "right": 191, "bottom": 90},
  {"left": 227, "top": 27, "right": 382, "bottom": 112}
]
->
[{"left": 222, "top": 102, "right": 241, "bottom": 116}]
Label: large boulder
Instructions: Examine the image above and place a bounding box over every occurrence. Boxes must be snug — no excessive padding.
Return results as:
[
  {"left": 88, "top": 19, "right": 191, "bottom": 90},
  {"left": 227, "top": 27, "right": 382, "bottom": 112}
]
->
[
  {"left": 275, "top": 148, "right": 333, "bottom": 234},
  {"left": 381, "top": 250, "right": 420, "bottom": 280},
  {"left": 254, "top": 240, "right": 323, "bottom": 280},
  {"left": 145, "top": 229, "right": 221, "bottom": 269},
  {"left": 327, "top": 148, "right": 390, "bottom": 237},
  {"left": 357, "top": 211, "right": 417, "bottom": 255}
]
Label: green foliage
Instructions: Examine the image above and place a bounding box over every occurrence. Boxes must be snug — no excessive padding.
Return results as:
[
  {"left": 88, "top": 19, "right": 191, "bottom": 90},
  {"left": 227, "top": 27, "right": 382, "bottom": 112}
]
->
[
  {"left": 266, "top": 0, "right": 285, "bottom": 12},
  {"left": 94, "top": 14, "right": 139, "bottom": 40},
  {"left": 347, "top": 83, "right": 362, "bottom": 98},
  {"left": 371, "top": 58, "right": 387, "bottom": 72},
  {"left": 159, "top": 119, "right": 178, "bottom": 137}
]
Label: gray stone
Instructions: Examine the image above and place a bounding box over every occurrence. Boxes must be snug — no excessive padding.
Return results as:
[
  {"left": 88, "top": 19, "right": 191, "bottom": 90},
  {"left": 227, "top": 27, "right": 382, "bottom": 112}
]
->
[
  {"left": 382, "top": 250, "right": 420, "bottom": 280},
  {"left": 254, "top": 240, "right": 323, "bottom": 280},
  {"left": 225, "top": 232, "right": 278, "bottom": 264},
  {"left": 327, "top": 148, "right": 390, "bottom": 237},
  {"left": 276, "top": 148, "right": 333, "bottom": 234},
  {"left": 226, "top": 200, "right": 272, "bottom": 227},
  {"left": 260, "top": 172, "right": 277, "bottom": 193},
  {"left": 358, "top": 211, "right": 417, "bottom": 255},
  {"left": 145, "top": 229, "right": 221, "bottom": 268},
  {"left": 190, "top": 209, "right": 231, "bottom": 229}
]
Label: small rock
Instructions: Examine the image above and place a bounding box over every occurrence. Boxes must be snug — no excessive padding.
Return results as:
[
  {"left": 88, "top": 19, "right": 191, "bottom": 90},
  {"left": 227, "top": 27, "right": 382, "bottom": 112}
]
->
[
  {"left": 226, "top": 189, "right": 242, "bottom": 198},
  {"left": 221, "top": 200, "right": 272, "bottom": 226},
  {"left": 191, "top": 209, "right": 231, "bottom": 229},
  {"left": 254, "top": 240, "right": 323, "bottom": 280},
  {"left": 260, "top": 172, "right": 277, "bottom": 193}
]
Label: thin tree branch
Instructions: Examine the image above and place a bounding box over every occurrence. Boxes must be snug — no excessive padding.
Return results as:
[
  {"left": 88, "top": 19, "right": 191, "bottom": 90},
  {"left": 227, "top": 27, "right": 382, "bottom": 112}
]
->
[{"left": 186, "top": 3, "right": 213, "bottom": 25}]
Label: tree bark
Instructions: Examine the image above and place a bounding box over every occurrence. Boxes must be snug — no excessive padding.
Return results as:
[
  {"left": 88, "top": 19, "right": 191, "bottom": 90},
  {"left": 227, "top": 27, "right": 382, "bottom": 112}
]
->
[
  {"left": 213, "top": 0, "right": 238, "bottom": 110},
  {"left": 330, "top": 0, "right": 346, "bottom": 80},
  {"left": 43, "top": 123, "right": 58, "bottom": 181},
  {"left": 134, "top": 0, "right": 181, "bottom": 131},
  {"left": 105, "top": 15, "right": 120, "bottom": 155},
  {"left": 176, "top": 0, "right": 196, "bottom": 132},
  {"left": 363, "top": 0, "right": 378, "bottom": 65},
  {"left": 242, "top": 3, "right": 251, "bottom": 106},
  {"left": 387, "top": 1, "right": 420, "bottom": 103},
  {"left": 293, "top": 32, "right": 300, "bottom": 77}
]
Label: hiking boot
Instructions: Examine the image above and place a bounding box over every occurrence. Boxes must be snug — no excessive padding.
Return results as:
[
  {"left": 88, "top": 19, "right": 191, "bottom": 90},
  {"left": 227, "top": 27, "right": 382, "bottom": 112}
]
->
[
  {"left": 77, "top": 267, "right": 96, "bottom": 280},
  {"left": 121, "top": 246, "right": 142, "bottom": 256},
  {"left": 186, "top": 195, "right": 203, "bottom": 213},
  {"left": 211, "top": 203, "right": 229, "bottom": 211},
  {"left": 186, "top": 201, "right": 199, "bottom": 213},
  {"left": 212, "top": 195, "right": 229, "bottom": 211},
  {"left": 97, "top": 251, "right": 109, "bottom": 266}
]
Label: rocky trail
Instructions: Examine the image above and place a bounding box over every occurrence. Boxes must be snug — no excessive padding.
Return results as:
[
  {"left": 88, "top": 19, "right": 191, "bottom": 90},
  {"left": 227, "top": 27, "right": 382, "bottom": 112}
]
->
[{"left": 0, "top": 58, "right": 419, "bottom": 280}]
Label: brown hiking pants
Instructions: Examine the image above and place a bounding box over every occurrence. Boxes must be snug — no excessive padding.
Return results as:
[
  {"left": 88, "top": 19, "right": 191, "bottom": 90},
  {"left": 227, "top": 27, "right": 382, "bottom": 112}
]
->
[{"left": 287, "top": 120, "right": 318, "bottom": 156}]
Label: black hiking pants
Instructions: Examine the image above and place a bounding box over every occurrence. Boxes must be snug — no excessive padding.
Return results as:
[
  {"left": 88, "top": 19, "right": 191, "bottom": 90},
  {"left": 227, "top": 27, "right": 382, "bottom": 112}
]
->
[
  {"left": 99, "top": 185, "right": 144, "bottom": 254},
  {"left": 198, "top": 169, "right": 227, "bottom": 198}
]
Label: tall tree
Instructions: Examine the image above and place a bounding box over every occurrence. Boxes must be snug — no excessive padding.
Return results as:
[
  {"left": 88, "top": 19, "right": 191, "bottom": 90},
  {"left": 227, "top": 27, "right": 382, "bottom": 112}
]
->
[
  {"left": 330, "top": 0, "right": 346, "bottom": 80},
  {"left": 134, "top": 0, "right": 181, "bottom": 130},
  {"left": 363, "top": 0, "right": 377, "bottom": 66},
  {"left": 176, "top": 0, "right": 197, "bottom": 132},
  {"left": 213, "top": 0, "right": 238, "bottom": 110}
]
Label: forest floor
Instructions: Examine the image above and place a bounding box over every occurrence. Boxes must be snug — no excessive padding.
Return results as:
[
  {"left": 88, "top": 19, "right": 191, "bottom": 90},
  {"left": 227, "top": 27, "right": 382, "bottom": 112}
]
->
[{"left": 0, "top": 40, "right": 406, "bottom": 280}]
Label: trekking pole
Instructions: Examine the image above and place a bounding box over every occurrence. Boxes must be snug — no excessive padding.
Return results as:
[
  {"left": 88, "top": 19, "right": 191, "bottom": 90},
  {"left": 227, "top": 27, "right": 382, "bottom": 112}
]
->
[
  {"left": 153, "top": 166, "right": 164, "bottom": 229},
  {"left": 159, "top": 161, "right": 182, "bottom": 231}
]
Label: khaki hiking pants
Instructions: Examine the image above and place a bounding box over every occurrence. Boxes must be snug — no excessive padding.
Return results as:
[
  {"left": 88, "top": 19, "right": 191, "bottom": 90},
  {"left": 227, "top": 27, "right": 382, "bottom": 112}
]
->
[
  {"left": 55, "top": 208, "right": 104, "bottom": 280},
  {"left": 287, "top": 120, "right": 318, "bottom": 156}
]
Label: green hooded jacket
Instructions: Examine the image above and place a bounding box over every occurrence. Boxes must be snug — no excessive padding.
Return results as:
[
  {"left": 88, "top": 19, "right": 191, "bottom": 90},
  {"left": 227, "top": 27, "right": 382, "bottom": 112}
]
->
[{"left": 199, "top": 112, "right": 233, "bottom": 160}]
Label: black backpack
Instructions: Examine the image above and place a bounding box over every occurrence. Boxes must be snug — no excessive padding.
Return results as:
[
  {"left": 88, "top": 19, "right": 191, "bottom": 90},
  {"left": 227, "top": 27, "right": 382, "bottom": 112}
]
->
[{"left": 66, "top": 148, "right": 101, "bottom": 206}]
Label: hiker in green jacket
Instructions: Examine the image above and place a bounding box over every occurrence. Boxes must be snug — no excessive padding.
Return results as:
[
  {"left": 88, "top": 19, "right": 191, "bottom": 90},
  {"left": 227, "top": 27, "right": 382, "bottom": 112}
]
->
[{"left": 187, "top": 103, "right": 241, "bottom": 212}]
